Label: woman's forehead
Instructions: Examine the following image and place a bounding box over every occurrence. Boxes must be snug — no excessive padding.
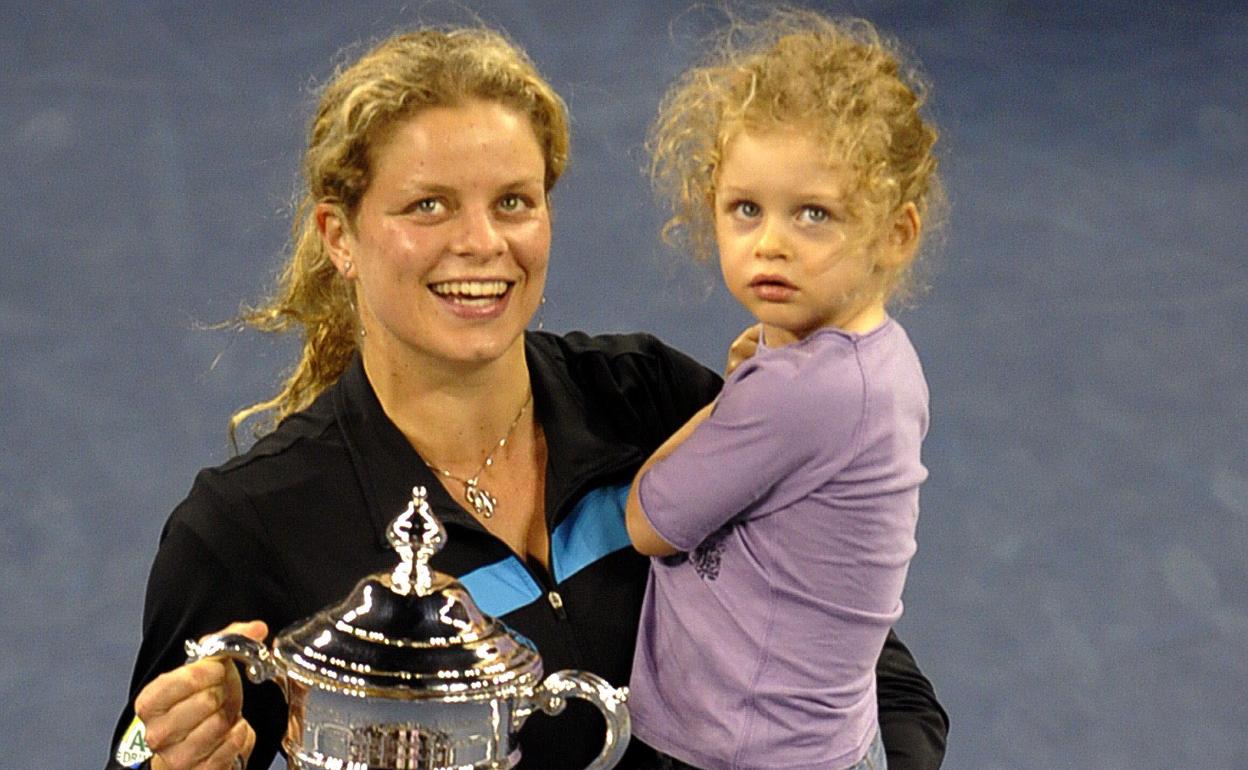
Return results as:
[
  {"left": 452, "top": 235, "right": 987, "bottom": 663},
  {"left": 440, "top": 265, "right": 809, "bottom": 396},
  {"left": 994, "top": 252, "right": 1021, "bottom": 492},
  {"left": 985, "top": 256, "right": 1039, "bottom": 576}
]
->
[{"left": 369, "top": 101, "right": 547, "bottom": 190}]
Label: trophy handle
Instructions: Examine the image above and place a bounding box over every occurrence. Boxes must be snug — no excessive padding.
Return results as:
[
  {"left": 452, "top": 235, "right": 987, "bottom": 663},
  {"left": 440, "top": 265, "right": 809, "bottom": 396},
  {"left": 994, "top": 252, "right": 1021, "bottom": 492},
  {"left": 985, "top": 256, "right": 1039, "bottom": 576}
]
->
[
  {"left": 184, "top": 634, "right": 284, "bottom": 770},
  {"left": 184, "top": 633, "right": 282, "bottom": 686},
  {"left": 518, "top": 670, "right": 630, "bottom": 770}
]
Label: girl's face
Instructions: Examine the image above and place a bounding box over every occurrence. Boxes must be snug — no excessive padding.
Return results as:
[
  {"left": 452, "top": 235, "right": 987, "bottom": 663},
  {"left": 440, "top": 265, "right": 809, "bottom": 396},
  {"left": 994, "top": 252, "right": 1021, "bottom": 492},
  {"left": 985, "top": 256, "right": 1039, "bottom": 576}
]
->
[
  {"left": 714, "top": 128, "right": 909, "bottom": 346},
  {"left": 321, "top": 100, "right": 551, "bottom": 373}
]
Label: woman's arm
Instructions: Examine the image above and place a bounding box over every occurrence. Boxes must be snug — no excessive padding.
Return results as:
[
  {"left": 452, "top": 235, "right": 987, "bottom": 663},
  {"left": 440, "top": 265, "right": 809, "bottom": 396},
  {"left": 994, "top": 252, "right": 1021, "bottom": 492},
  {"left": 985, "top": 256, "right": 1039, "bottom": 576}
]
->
[
  {"left": 108, "top": 475, "right": 287, "bottom": 770},
  {"left": 136, "top": 621, "right": 266, "bottom": 770},
  {"left": 876, "top": 630, "right": 950, "bottom": 770}
]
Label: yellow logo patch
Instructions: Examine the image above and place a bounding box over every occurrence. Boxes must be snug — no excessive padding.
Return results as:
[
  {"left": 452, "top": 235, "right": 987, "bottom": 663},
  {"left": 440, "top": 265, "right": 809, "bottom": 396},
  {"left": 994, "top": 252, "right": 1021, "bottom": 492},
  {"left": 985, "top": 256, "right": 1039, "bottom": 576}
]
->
[{"left": 114, "top": 714, "right": 153, "bottom": 767}]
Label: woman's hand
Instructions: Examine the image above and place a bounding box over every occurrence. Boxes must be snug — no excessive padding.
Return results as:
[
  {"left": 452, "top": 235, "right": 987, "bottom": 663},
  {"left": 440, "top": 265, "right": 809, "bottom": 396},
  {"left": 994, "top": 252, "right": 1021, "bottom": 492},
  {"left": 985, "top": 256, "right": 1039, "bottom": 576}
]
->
[
  {"left": 725, "top": 324, "right": 762, "bottom": 377},
  {"left": 135, "top": 620, "right": 268, "bottom": 770}
]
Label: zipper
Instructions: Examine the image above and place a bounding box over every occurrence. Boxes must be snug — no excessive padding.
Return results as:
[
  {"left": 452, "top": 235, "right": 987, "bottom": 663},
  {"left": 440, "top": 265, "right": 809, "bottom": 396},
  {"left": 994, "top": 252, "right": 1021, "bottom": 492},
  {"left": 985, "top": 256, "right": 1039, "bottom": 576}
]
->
[
  {"left": 538, "top": 463, "right": 640, "bottom": 626},
  {"left": 547, "top": 590, "right": 567, "bottom": 619}
]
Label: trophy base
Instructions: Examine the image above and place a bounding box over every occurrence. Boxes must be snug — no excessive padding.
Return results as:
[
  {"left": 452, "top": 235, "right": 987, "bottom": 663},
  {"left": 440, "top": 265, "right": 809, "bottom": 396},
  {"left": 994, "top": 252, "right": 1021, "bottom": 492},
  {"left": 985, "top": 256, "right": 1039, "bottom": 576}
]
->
[
  {"left": 282, "top": 686, "right": 522, "bottom": 770},
  {"left": 286, "top": 744, "right": 521, "bottom": 770}
]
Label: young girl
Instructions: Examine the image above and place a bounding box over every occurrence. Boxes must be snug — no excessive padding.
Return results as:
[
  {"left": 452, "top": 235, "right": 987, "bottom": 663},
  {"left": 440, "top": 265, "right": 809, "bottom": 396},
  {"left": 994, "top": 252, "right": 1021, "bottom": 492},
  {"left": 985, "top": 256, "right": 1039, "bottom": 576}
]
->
[{"left": 624, "top": 9, "right": 943, "bottom": 770}]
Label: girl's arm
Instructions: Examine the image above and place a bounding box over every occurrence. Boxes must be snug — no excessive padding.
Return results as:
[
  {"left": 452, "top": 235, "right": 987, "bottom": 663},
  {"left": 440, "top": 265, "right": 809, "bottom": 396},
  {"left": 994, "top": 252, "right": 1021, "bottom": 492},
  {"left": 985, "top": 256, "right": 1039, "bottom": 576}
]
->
[
  {"left": 625, "top": 402, "right": 715, "bottom": 556},
  {"left": 625, "top": 324, "right": 761, "bottom": 556}
]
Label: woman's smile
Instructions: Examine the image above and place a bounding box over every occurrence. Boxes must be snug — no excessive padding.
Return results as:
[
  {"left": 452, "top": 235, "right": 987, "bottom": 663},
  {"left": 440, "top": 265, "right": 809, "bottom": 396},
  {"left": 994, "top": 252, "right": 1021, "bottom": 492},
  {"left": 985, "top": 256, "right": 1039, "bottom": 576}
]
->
[{"left": 428, "top": 278, "right": 516, "bottom": 317}]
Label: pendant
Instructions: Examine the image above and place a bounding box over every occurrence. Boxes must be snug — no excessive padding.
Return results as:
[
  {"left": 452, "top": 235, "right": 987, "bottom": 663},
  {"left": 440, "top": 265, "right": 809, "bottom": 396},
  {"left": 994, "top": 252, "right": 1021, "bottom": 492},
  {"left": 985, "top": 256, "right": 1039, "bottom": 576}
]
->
[{"left": 464, "top": 479, "right": 497, "bottom": 518}]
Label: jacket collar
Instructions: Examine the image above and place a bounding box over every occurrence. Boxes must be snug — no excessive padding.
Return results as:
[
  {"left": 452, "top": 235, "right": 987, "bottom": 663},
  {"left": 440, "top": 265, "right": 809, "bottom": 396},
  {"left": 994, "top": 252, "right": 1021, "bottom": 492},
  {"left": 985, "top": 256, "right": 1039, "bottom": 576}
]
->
[
  {"left": 524, "top": 332, "right": 645, "bottom": 524},
  {"left": 333, "top": 333, "right": 642, "bottom": 548}
]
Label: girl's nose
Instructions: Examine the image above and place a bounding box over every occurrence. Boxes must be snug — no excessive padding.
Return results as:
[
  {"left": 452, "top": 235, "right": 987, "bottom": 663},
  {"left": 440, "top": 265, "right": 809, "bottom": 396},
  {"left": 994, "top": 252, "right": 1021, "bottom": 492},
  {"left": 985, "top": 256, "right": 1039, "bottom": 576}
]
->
[{"left": 753, "top": 219, "right": 788, "bottom": 260}]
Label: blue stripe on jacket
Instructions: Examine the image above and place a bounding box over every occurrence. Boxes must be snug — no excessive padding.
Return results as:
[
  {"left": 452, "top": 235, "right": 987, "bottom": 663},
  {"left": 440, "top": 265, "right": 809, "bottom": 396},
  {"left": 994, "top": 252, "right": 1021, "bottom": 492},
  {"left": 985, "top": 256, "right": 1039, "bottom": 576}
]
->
[{"left": 458, "top": 483, "right": 633, "bottom": 617}]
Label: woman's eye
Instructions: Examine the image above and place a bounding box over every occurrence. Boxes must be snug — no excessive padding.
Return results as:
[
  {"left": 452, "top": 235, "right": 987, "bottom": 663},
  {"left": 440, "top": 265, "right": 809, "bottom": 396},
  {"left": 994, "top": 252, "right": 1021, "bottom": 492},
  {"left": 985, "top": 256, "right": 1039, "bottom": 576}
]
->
[
  {"left": 498, "top": 194, "right": 529, "bottom": 213},
  {"left": 411, "top": 198, "right": 442, "bottom": 215},
  {"left": 799, "top": 205, "right": 830, "bottom": 224}
]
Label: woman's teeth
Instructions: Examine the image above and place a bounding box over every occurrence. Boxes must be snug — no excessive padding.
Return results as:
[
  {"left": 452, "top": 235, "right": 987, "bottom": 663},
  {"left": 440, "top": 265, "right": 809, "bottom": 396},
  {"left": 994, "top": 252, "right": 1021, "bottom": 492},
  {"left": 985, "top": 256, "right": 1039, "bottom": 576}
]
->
[{"left": 430, "top": 280, "right": 509, "bottom": 305}]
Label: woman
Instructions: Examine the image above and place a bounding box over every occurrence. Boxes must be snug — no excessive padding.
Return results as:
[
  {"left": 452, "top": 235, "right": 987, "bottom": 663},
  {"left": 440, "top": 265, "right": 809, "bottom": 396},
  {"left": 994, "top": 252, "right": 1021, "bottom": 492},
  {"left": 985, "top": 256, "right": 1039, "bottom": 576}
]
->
[{"left": 107, "top": 26, "right": 948, "bottom": 770}]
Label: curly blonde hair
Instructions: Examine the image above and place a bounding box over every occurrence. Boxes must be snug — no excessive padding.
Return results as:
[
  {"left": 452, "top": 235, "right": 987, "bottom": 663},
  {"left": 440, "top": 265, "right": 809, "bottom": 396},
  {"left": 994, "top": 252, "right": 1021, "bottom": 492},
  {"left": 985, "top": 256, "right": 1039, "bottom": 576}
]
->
[
  {"left": 230, "top": 27, "right": 569, "bottom": 443},
  {"left": 650, "top": 8, "right": 944, "bottom": 304}
]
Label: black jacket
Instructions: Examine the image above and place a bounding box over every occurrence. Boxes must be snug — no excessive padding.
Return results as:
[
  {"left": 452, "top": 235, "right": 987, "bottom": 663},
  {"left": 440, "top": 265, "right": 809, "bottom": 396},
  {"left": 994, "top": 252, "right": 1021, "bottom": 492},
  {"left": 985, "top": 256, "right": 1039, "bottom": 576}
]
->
[{"left": 108, "top": 331, "right": 947, "bottom": 770}]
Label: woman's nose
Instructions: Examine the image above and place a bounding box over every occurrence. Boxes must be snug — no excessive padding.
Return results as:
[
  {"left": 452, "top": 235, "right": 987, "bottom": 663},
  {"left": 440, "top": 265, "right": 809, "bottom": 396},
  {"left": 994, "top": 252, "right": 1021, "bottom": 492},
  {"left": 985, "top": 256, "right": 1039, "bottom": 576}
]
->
[{"left": 452, "top": 207, "right": 506, "bottom": 258}]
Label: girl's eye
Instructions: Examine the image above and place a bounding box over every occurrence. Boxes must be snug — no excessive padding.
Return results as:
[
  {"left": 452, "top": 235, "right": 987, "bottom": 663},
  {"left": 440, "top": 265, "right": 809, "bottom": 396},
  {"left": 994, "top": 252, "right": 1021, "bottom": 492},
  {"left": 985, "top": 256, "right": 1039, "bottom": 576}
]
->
[
  {"left": 799, "top": 205, "right": 830, "bottom": 224},
  {"left": 734, "top": 201, "right": 761, "bottom": 218}
]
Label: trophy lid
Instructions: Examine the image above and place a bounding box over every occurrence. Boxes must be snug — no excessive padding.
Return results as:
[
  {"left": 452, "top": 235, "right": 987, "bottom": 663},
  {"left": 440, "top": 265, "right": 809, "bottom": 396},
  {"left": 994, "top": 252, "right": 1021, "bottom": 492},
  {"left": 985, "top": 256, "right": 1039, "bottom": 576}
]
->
[{"left": 272, "top": 487, "right": 542, "bottom": 699}]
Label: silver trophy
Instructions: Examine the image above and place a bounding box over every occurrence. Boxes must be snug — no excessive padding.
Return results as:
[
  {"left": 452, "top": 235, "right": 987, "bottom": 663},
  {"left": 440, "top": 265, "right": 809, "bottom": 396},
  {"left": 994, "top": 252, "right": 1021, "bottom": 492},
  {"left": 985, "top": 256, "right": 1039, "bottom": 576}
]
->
[{"left": 186, "top": 486, "right": 630, "bottom": 770}]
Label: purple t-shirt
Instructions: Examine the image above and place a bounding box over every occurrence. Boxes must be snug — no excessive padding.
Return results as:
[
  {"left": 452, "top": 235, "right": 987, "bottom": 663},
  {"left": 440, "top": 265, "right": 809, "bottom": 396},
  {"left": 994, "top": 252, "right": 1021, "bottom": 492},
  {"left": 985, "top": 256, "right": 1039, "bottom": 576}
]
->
[{"left": 629, "top": 320, "right": 928, "bottom": 770}]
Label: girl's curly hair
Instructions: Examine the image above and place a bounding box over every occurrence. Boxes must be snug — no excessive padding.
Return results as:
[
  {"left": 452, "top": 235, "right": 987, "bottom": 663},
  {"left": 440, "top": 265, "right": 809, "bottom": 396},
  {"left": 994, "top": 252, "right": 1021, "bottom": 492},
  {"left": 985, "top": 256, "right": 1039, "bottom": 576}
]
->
[{"left": 650, "top": 7, "right": 945, "bottom": 304}]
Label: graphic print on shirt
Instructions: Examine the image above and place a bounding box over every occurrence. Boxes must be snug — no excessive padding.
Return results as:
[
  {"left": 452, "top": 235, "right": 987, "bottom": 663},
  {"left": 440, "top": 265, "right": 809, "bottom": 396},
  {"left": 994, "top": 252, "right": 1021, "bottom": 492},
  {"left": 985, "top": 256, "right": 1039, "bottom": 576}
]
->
[{"left": 691, "top": 525, "right": 731, "bottom": 581}]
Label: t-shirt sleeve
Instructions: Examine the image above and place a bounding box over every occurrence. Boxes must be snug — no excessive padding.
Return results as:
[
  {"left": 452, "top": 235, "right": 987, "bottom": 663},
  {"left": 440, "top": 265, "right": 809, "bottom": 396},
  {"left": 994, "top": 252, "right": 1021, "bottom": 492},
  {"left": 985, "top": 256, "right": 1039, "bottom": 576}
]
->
[{"left": 637, "top": 351, "right": 866, "bottom": 551}]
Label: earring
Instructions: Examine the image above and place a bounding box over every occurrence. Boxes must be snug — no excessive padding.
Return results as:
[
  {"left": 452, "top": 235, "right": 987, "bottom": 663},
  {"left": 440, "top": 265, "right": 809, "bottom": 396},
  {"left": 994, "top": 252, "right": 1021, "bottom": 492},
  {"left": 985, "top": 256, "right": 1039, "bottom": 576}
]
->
[
  {"left": 537, "top": 295, "right": 547, "bottom": 332},
  {"left": 342, "top": 260, "right": 353, "bottom": 276},
  {"left": 349, "top": 295, "right": 366, "bottom": 337}
]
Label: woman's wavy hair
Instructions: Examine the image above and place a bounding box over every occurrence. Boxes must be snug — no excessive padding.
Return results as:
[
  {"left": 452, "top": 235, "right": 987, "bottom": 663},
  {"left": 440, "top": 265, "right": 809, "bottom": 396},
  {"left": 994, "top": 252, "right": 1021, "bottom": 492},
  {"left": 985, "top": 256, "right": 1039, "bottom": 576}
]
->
[
  {"left": 650, "top": 7, "right": 945, "bottom": 304},
  {"left": 229, "top": 27, "right": 569, "bottom": 445}
]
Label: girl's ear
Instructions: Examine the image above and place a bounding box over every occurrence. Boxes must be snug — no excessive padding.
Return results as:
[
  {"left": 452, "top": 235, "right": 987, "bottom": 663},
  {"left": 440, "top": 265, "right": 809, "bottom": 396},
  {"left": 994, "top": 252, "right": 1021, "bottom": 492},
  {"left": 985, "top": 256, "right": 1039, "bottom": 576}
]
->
[
  {"left": 878, "top": 202, "right": 922, "bottom": 270},
  {"left": 315, "top": 202, "right": 355, "bottom": 278}
]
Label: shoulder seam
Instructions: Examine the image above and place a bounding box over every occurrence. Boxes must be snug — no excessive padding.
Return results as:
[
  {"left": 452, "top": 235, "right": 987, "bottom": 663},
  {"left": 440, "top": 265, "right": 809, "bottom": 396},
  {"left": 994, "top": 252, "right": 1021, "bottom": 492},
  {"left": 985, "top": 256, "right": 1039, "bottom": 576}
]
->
[{"left": 216, "top": 416, "right": 339, "bottom": 475}]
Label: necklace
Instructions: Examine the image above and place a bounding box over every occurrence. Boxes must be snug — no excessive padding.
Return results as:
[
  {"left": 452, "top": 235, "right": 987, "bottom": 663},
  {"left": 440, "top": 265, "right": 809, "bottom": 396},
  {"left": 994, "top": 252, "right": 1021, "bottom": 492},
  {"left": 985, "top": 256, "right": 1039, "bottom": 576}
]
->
[{"left": 425, "top": 391, "right": 532, "bottom": 518}]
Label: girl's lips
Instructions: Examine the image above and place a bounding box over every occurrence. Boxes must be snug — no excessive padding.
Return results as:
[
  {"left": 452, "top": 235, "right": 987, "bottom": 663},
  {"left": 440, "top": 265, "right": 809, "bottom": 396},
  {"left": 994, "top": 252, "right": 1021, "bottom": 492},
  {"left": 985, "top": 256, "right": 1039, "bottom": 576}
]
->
[{"left": 749, "top": 275, "right": 796, "bottom": 302}]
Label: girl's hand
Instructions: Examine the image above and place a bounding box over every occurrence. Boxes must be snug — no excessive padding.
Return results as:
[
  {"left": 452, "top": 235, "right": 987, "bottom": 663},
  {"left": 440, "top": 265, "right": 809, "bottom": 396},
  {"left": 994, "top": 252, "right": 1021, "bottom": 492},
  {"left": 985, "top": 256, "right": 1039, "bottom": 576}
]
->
[
  {"left": 135, "top": 620, "right": 268, "bottom": 770},
  {"left": 725, "top": 324, "right": 762, "bottom": 377}
]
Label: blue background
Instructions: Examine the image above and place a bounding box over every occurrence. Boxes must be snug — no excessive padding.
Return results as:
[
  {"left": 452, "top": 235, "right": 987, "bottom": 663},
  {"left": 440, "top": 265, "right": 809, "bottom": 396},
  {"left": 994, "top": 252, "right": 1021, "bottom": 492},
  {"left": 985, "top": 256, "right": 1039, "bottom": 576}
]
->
[{"left": 3, "top": 1, "right": 1245, "bottom": 767}]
